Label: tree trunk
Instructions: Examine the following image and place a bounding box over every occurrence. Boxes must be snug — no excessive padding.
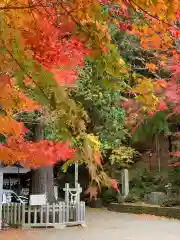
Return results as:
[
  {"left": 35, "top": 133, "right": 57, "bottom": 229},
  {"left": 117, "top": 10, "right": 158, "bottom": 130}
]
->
[
  {"left": 30, "top": 119, "right": 55, "bottom": 204},
  {"left": 155, "top": 134, "right": 161, "bottom": 172},
  {"left": 30, "top": 166, "right": 55, "bottom": 204}
]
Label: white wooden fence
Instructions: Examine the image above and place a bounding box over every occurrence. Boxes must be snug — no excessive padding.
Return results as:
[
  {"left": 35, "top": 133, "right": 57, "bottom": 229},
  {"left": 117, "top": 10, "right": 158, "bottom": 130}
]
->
[
  {"left": 0, "top": 183, "right": 86, "bottom": 229},
  {"left": 0, "top": 201, "right": 86, "bottom": 229},
  {"left": 63, "top": 183, "right": 86, "bottom": 226},
  {"left": 65, "top": 201, "right": 85, "bottom": 226},
  {"left": 1, "top": 202, "right": 66, "bottom": 229}
]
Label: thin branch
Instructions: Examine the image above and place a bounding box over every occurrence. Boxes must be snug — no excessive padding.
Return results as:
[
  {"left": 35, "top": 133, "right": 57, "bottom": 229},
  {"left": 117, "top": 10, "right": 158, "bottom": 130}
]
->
[
  {"left": 130, "top": 56, "right": 146, "bottom": 63},
  {"left": 132, "top": 66, "right": 161, "bottom": 79},
  {"left": 0, "top": 0, "right": 177, "bottom": 31},
  {"left": 129, "top": 0, "right": 178, "bottom": 29},
  {"left": 0, "top": 3, "right": 42, "bottom": 10}
]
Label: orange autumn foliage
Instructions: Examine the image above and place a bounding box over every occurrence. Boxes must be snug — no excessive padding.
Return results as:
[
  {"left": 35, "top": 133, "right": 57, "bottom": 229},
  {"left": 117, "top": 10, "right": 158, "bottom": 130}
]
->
[
  {"left": 0, "top": 137, "right": 75, "bottom": 168},
  {"left": 0, "top": 0, "right": 179, "bottom": 187},
  {"left": 0, "top": 75, "right": 75, "bottom": 167}
]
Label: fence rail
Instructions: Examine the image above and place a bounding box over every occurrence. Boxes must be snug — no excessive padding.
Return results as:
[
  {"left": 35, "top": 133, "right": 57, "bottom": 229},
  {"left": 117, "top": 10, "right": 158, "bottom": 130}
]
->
[
  {"left": 2, "top": 202, "right": 66, "bottom": 229},
  {"left": 1, "top": 201, "right": 85, "bottom": 229},
  {"left": 0, "top": 183, "right": 86, "bottom": 229}
]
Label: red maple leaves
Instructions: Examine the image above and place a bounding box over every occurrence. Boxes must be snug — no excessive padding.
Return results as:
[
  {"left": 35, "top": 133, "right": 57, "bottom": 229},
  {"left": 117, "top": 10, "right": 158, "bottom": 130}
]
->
[
  {"left": 111, "top": 178, "right": 120, "bottom": 193},
  {"left": 23, "top": 9, "right": 91, "bottom": 86},
  {"left": 0, "top": 137, "right": 75, "bottom": 168},
  {"left": 0, "top": 75, "right": 76, "bottom": 168}
]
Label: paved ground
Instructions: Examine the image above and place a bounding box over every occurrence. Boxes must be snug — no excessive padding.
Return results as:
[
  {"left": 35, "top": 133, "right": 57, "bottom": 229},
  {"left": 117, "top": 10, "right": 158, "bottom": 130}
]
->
[{"left": 1, "top": 208, "right": 180, "bottom": 240}]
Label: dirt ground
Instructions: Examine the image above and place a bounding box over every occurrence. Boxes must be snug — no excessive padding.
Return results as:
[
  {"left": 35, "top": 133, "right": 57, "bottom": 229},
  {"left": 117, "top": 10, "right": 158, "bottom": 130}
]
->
[{"left": 1, "top": 208, "right": 180, "bottom": 240}]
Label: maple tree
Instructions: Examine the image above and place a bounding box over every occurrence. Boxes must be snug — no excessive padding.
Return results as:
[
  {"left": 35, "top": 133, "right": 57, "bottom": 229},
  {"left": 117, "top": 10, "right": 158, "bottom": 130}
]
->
[
  {"left": 0, "top": 0, "right": 179, "bottom": 198},
  {"left": 119, "top": 5, "right": 179, "bottom": 133},
  {"left": 0, "top": 75, "right": 76, "bottom": 168},
  {"left": 0, "top": 0, "right": 124, "bottom": 195}
]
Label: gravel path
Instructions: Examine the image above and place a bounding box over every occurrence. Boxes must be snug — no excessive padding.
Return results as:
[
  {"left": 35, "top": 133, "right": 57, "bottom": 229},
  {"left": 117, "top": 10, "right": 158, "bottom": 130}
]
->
[{"left": 1, "top": 208, "right": 180, "bottom": 240}]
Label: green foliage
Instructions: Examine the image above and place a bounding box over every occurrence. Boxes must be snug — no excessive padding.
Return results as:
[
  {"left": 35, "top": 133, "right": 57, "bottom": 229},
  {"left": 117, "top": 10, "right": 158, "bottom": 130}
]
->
[
  {"left": 167, "top": 167, "right": 180, "bottom": 195},
  {"left": 10, "top": 37, "right": 88, "bottom": 143},
  {"left": 101, "top": 188, "right": 118, "bottom": 205},
  {"left": 132, "top": 112, "right": 169, "bottom": 142},
  {"left": 0, "top": 134, "right": 6, "bottom": 144},
  {"left": 161, "top": 197, "right": 180, "bottom": 207},
  {"left": 129, "top": 169, "right": 167, "bottom": 200},
  {"left": 61, "top": 160, "right": 75, "bottom": 173},
  {"left": 73, "top": 60, "right": 127, "bottom": 151},
  {"left": 168, "top": 167, "right": 180, "bottom": 186},
  {"left": 125, "top": 192, "right": 140, "bottom": 203}
]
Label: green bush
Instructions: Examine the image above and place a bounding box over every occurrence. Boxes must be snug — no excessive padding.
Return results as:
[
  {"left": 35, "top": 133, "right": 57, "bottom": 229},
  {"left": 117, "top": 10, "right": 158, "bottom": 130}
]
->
[
  {"left": 101, "top": 188, "right": 118, "bottom": 205},
  {"left": 168, "top": 167, "right": 180, "bottom": 186},
  {"left": 129, "top": 169, "right": 167, "bottom": 199},
  {"left": 125, "top": 193, "right": 140, "bottom": 203},
  {"left": 168, "top": 167, "right": 180, "bottom": 195},
  {"left": 161, "top": 197, "right": 180, "bottom": 207}
]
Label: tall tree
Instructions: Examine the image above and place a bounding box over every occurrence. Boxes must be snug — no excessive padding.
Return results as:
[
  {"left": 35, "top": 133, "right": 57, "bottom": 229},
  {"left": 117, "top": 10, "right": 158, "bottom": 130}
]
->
[
  {"left": 0, "top": 0, "right": 179, "bottom": 197},
  {"left": 30, "top": 120, "right": 55, "bottom": 204}
]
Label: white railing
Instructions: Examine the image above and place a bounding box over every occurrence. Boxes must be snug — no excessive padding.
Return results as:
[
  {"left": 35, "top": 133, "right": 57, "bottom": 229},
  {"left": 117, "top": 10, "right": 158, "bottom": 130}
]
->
[
  {"left": 1, "top": 202, "right": 66, "bottom": 229},
  {"left": 0, "top": 182, "right": 86, "bottom": 229},
  {"left": 1, "top": 201, "right": 86, "bottom": 229},
  {"left": 66, "top": 201, "right": 85, "bottom": 226},
  {"left": 63, "top": 183, "right": 86, "bottom": 226}
]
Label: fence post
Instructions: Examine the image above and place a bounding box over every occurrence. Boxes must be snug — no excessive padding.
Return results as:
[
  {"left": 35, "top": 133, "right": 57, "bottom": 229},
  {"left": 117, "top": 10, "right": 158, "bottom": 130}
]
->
[
  {"left": 22, "top": 203, "right": 25, "bottom": 226},
  {"left": 46, "top": 204, "right": 49, "bottom": 227},
  {"left": 0, "top": 172, "right": 3, "bottom": 230},
  {"left": 0, "top": 203, "right": 2, "bottom": 230},
  {"left": 17, "top": 203, "right": 21, "bottom": 225},
  {"left": 64, "top": 183, "right": 69, "bottom": 223}
]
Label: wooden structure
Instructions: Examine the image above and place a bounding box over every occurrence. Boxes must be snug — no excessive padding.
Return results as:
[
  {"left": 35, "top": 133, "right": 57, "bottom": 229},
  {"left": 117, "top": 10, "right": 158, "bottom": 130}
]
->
[
  {"left": 0, "top": 163, "right": 86, "bottom": 229},
  {"left": 63, "top": 183, "right": 86, "bottom": 227},
  {"left": 0, "top": 163, "right": 30, "bottom": 202},
  {"left": 1, "top": 202, "right": 66, "bottom": 229},
  {"left": 0, "top": 197, "right": 85, "bottom": 229},
  {"left": 0, "top": 183, "right": 86, "bottom": 229},
  {"left": 0, "top": 163, "right": 30, "bottom": 229}
]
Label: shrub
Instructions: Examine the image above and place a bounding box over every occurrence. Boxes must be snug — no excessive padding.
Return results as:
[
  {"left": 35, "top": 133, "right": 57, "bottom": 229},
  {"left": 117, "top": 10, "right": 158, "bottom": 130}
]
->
[
  {"left": 109, "top": 147, "right": 138, "bottom": 167},
  {"left": 101, "top": 188, "right": 118, "bottom": 205},
  {"left": 129, "top": 169, "right": 167, "bottom": 199},
  {"left": 161, "top": 197, "right": 180, "bottom": 207},
  {"left": 125, "top": 193, "right": 140, "bottom": 203}
]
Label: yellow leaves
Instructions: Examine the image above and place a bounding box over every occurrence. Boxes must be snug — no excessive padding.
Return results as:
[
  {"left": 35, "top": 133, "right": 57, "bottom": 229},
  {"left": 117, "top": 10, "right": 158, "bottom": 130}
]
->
[
  {"left": 0, "top": 0, "right": 33, "bottom": 29},
  {"left": 110, "top": 146, "right": 137, "bottom": 165},
  {"left": 165, "top": 0, "right": 179, "bottom": 22},
  {"left": 132, "top": 77, "right": 160, "bottom": 112},
  {"left": 86, "top": 133, "right": 101, "bottom": 153},
  {"left": 113, "top": 19, "right": 119, "bottom": 25},
  {"left": 118, "top": 58, "right": 125, "bottom": 66},
  {"left": 133, "top": 77, "right": 153, "bottom": 94},
  {"left": 129, "top": 0, "right": 178, "bottom": 23},
  {"left": 61, "top": 159, "right": 74, "bottom": 173}
]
